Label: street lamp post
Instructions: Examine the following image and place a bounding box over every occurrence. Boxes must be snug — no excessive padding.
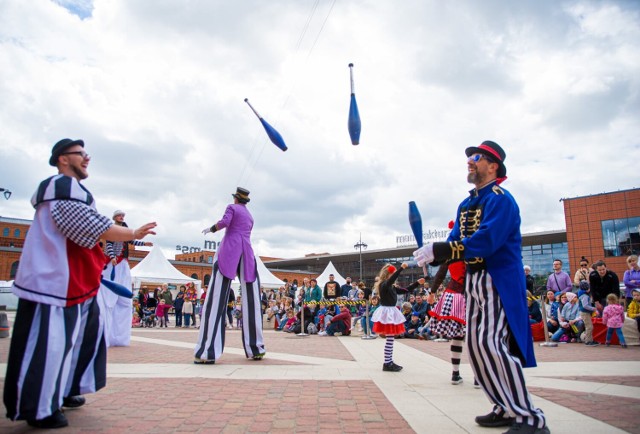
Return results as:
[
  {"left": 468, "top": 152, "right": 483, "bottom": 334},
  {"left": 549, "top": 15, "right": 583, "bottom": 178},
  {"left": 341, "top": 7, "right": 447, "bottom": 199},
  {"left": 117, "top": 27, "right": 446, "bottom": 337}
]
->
[
  {"left": 0, "top": 188, "right": 11, "bottom": 200},
  {"left": 354, "top": 233, "right": 368, "bottom": 282}
]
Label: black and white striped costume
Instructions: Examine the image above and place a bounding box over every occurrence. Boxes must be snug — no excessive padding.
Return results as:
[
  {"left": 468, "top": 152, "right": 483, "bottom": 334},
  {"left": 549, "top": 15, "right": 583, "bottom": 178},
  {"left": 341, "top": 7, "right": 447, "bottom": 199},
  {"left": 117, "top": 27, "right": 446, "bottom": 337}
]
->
[
  {"left": 431, "top": 181, "right": 546, "bottom": 429},
  {"left": 5, "top": 175, "right": 110, "bottom": 422},
  {"left": 194, "top": 257, "right": 264, "bottom": 360},
  {"left": 100, "top": 236, "right": 145, "bottom": 347}
]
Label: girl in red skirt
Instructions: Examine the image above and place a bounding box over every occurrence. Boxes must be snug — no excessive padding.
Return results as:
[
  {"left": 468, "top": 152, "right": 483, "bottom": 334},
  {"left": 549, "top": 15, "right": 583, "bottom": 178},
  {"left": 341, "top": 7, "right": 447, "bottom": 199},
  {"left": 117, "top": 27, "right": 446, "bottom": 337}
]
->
[{"left": 372, "top": 262, "right": 423, "bottom": 371}]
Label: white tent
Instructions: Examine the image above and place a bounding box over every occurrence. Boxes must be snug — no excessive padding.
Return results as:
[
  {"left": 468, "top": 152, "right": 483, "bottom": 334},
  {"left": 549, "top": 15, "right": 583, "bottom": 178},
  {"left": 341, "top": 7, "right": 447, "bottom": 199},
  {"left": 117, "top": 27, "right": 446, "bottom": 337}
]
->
[
  {"left": 315, "top": 261, "right": 347, "bottom": 288},
  {"left": 231, "top": 255, "right": 285, "bottom": 290},
  {"left": 130, "top": 246, "right": 200, "bottom": 291}
]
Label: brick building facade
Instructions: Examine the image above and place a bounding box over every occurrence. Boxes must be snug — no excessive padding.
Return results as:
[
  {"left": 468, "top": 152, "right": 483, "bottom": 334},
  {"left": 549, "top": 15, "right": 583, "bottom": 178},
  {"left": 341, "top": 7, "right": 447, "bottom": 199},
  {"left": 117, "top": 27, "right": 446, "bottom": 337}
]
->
[
  {"left": 3, "top": 187, "right": 638, "bottom": 287},
  {"left": 563, "top": 188, "right": 640, "bottom": 279}
]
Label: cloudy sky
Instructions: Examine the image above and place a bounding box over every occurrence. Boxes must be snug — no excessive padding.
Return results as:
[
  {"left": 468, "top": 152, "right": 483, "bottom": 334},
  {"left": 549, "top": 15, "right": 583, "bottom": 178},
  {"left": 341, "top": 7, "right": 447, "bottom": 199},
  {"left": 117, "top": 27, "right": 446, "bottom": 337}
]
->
[{"left": 1, "top": 0, "right": 638, "bottom": 260}]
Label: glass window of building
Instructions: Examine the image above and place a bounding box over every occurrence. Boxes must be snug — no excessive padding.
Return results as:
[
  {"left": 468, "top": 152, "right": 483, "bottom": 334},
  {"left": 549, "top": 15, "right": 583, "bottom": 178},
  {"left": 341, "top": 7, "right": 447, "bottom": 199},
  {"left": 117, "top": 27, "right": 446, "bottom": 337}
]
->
[
  {"left": 601, "top": 217, "right": 640, "bottom": 257},
  {"left": 2, "top": 228, "right": 8, "bottom": 237},
  {"left": 14, "top": 229, "right": 20, "bottom": 238}
]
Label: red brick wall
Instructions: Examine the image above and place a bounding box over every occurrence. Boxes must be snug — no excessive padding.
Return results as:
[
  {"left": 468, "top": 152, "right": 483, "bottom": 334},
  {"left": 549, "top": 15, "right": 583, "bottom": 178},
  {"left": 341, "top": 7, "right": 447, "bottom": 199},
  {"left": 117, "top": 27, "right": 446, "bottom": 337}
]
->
[{"left": 563, "top": 189, "right": 640, "bottom": 279}]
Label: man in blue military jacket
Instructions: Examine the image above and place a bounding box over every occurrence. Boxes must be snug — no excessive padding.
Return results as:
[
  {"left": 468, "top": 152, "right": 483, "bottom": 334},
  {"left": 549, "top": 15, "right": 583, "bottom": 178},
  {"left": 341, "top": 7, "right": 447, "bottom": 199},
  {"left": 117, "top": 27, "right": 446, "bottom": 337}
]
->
[{"left": 414, "top": 141, "right": 549, "bottom": 434}]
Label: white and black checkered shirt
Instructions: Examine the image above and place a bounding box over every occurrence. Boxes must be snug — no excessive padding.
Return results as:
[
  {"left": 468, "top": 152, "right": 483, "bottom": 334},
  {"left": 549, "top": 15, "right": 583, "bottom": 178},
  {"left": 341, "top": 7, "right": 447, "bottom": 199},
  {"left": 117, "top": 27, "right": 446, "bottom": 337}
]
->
[{"left": 52, "top": 201, "right": 113, "bottom": 248}]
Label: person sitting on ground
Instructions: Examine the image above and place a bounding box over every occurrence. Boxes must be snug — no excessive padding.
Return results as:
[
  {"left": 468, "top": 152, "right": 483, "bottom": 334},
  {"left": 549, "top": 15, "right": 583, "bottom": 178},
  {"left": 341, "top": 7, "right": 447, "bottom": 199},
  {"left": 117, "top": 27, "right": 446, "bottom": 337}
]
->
[
  {"left": 281, "top": 308, "right": 297, "bottom": 333},
  {"left": 315, "top": 302, "right": 328, "bottom": 332},
  {"left": 577, "top": 280, "right": 599, "bottom": 346},
  {"left": 527, "top": 290, "right": 542, "bottom": 324},
  {"left": 546, "top": 291, "right": 562, "bottom": 334},
  {"left": 552, "top": 292, "right": 584, "bottom": 342},
  {"left": 266, "top": 300, "right": 278, "bottom": 322},
  {"left": 412, "top": 293, "right": 429, "bottom": 321},
  {"left": 319, "top": 304, "right": 352, "bottom": 336},
  {"left": 627, "top": 289, "right": 640, "bottom": 340},
  {"left": 293, "top": 305, "right": 313, "bottom": 334},
  {"left": 417, "top": 313, "right": 434, "bottom": 340},
  {"left": 404, "top": 312, "right": 422, "bottom": 339}
]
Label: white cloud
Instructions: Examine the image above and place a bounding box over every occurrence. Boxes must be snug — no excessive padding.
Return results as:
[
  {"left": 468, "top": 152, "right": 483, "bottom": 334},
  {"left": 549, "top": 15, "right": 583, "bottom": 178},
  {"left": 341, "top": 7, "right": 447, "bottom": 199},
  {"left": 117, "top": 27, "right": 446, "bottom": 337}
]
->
[{"left": 1, "top": 0, "right": 638, "bottom": 259}]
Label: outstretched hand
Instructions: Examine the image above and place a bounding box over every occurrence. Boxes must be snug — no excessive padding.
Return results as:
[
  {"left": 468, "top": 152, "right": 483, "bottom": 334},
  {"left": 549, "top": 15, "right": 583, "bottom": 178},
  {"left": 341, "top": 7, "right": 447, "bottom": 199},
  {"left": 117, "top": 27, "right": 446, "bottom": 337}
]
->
[{"left": 133, "top": 222, "right": 157, "bottom": 240}]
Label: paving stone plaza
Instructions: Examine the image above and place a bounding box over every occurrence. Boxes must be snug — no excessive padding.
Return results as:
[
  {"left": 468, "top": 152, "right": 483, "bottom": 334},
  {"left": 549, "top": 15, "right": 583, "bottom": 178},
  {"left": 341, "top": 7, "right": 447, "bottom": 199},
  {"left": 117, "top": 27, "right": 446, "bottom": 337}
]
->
[{"left": 1, "top": 313, "right": 638, "bottom": 433}]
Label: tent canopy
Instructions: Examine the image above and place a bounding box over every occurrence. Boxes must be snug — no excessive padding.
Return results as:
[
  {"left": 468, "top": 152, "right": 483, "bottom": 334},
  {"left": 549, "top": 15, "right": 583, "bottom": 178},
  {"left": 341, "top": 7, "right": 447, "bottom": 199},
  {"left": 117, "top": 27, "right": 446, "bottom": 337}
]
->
[
  {"left": 231, "top": 255, "right": 285, "bottom": 290},
  {"left": 315, "top": 261, "right": 347, "bottom": 288},
  {"left": 130, "top": 246, "right": 200, "bottom": 291}
]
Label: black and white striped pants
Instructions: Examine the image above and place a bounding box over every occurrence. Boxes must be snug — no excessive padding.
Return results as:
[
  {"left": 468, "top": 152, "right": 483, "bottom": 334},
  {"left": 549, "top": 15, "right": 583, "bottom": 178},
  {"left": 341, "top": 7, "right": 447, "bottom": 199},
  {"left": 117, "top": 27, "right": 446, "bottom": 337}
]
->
[
  {"left": 194, "top": 257, "right": 265, "bottom": 361},
  {"left": 4, "top": 297, "right": 106, "bottom": 421},
  {"left": 466, "top": 270, "right": 546, "bottom": 428}
]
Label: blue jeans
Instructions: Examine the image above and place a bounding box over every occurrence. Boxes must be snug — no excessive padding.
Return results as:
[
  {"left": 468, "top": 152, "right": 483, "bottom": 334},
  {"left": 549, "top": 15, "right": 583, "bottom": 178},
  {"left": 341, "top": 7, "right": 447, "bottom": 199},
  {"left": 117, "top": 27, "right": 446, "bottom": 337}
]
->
[
  {"left": 175, "top": 308, "right": 183, "bottom": 327},
  {"left": 551, "top": 320, "right": 584, "bottom": 342},
  {"left": 606, "top": 327, "right": 626, "bottom": 345},
  {"left": 184, "top": 313, "right": 192, "bottom": 327},
  {"left": 327, "top": 321, "right": 347, "bottom": 336}
]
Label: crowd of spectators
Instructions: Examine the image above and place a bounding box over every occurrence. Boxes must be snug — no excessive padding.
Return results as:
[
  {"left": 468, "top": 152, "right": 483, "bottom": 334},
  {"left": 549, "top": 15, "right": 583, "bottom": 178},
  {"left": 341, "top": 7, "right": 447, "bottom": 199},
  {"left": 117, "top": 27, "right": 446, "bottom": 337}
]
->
[{"left": 129, "top": 255, "right": 639, "bottom": 346}]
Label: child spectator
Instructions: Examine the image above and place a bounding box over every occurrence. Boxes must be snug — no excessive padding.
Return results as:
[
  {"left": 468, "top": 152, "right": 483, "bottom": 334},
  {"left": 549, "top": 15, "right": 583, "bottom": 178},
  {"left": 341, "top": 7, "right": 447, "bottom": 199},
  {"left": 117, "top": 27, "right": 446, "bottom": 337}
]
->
[
  {"left": 527, "top": 290, "right": 542, "bottom": 324},
  {"left": 577, "top": 281, "right": 598, "bottom": 346},
  {"left": 132, "top": 312, "right": 141, "bottom": 328},
  {"left": 545, "top": 291, "right": 561, "bottom": 334},
  {"left": 315, "top": 303, "right": 328, "bottom": 332},
  {"left": 155, "top": 300, "right": 171, "bottom": 328},
  {"left": 628, "top": 289, "right": 640, "bottom": 340},
  {"left": 352, "top": 291, "right": 366, "bottom": 331},
  {"left": 266, "top": 300, "right": 278, "bottom": 322},
  {"left": 183, "top": 295, "right": 194, "bottom": 327},
  {"left": 281, "top": 309, "right": 297, "bottom": 333},
  {"left": 404, "top": 312, "right": 422, "bottom": 338},
  {"left": 602, "top": 294, "right": 627, "bottom": 348},
  {"left": 361, "top": 295, "right": 379, "bottom": 336},
  {"left": 552, "top": 292, "right": 583, "bottom": 343},
  {"left": 174, "top": 287, "right": 185, "bottom": 328},
  {"left": 233, "top": 296, "right": 243, "bottom": 329}
]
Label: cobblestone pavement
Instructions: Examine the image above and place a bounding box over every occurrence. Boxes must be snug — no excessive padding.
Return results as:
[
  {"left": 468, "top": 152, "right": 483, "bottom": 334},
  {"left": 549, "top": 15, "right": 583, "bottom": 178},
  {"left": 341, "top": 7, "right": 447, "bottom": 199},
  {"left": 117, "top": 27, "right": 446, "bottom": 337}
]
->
[{"left": 0, "top": 314, "right": 638, "bottom": 433}]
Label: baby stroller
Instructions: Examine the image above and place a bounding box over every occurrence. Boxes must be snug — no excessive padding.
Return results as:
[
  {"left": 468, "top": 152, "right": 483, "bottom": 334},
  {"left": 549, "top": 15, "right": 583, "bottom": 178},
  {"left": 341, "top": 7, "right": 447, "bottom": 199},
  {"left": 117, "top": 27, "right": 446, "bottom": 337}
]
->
[{"left": 142, "top": 307, "right": 156, "bottom": 328}]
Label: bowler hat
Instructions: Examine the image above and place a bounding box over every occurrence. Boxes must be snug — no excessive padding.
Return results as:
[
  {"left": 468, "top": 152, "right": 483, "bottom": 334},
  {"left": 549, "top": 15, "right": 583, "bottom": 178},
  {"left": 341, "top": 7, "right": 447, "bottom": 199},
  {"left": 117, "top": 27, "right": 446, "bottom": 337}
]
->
[
  {"left": 232, "top": 187, "right": 250, "bottom": 203},
  {"left": 465, "top": 140, "right": 507, "bottom": 178},
  {"left": 49, "top": 138, "right": 85, "bottom": 166}
]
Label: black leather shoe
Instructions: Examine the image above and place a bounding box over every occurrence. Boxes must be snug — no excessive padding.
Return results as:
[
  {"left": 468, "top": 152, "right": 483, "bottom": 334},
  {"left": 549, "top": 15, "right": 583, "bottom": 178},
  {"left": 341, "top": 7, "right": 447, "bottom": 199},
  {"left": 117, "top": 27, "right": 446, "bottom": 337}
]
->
[
  {"left": 382, "top": 362, "right": 403, "bottom": 372},
  {"left": 27, "top": 410, "right": 69, "bottom": 429},
  {"left": 62, "top": 395, "right": 86, "bottom": 408},
  {"left": 475, "top": 411, "right": 514, "bottom": 427}
]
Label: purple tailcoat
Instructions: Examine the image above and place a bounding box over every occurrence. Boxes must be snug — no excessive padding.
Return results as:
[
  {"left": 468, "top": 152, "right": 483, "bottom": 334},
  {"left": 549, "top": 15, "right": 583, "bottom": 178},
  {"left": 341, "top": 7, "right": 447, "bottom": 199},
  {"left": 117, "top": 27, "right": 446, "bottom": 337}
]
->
[{"left": 215, "top": 203, "right": 256, "bottom": 282}]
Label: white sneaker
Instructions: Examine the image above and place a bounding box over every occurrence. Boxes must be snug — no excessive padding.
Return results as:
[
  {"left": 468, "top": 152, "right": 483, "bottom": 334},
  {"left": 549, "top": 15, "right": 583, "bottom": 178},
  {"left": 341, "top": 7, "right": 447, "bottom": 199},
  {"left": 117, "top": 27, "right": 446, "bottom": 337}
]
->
[{"left": 318, "top": 331, "right": 328, "bottom": 336}]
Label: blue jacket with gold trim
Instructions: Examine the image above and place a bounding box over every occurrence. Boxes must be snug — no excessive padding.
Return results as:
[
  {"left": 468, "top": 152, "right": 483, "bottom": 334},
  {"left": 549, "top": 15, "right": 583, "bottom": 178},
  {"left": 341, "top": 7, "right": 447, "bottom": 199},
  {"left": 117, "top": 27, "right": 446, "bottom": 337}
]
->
[{"left": 435, "top": 180, "right": 536, "bottom": 368}]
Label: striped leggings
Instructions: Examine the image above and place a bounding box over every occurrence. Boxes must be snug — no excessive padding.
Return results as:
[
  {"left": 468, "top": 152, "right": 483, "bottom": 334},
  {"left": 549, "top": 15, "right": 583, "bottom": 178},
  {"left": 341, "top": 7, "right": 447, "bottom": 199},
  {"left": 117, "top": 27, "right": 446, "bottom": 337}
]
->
[
  {"left": 194, "top": 257, "right": 265, "bottom": 361},
  {"left": 466, "top": 271, "right": 546, "bottom": 428},
  {"left": 4, "top": 297, "right": 106, "bottom": 421}
]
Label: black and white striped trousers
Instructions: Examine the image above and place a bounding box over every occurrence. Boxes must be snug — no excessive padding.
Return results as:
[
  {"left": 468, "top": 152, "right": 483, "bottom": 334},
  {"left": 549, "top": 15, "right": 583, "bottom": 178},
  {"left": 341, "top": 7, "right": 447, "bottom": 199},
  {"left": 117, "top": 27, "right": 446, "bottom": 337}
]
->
[
  {"left": 194, "top": 257, "right": 265, "bottom": 361},
  {"left": 466, "top": 270, "right": 546, "bottom": 428},
  {"left": 4, "top": 297, "right": 107, "bottom": 421}
]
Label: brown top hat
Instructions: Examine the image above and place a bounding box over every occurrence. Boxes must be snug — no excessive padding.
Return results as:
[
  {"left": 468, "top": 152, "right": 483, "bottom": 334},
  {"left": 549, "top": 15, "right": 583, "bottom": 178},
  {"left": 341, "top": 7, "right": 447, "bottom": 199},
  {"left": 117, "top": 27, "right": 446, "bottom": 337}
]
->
[{"left": 232, "top": 187, "right": 250, "bottom": 203}]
